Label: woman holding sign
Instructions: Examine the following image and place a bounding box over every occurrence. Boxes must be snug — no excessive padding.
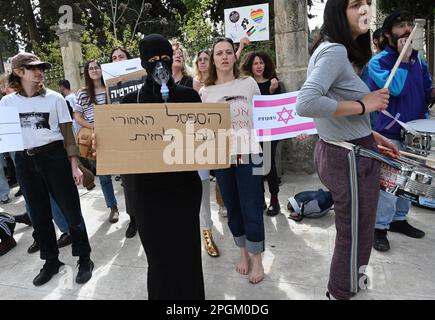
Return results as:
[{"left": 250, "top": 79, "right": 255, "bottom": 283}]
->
[
  {"left": 295, "top": 0, "right": 399, "bottom": 300},
  {"left": 200, "top": 37, "right": 265, "bottom": 284},
  {"left": 74, "top": 60, "right": 120, "bottom": 224},
  {"left": 119, "top": 34, "right": 205, "bottom": 299}
]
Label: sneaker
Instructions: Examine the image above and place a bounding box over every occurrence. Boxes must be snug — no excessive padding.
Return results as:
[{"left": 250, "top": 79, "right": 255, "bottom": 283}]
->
[
  {"left": 76, "top": 256, "right": 94, "bottom": 284},
  {"left": 0, "top": 237, "right": 17, "bottom": 256},
  {"left": 389, "top": 220, "right": 425, "bottom": 238},
  {"left": 109, "top": 206, "right": 119, "bottom": 223},
  {"left": 27, "top": 240, "right": 40, "bottom": 254},
  {"left": 373, "top": 229, "right": 390, "bottom": 252},
  {"left": 1, "top": 197, "right": 11, "bottom": 204},
  {"left": 57, "top": 233, "right": 73, "bottom": 248},
  {"left": 266, "top": 200, "right": 281, "bottom": 217},
  {"left": 15, "top": 213, "right": 32, "bottom": 226},
  {"left": 218, "top": 206, "right": 227, "bottom": 217},
  {"left": 125, "top": 219, "right": 137, "bottom": 238},
  {"left": 14, "top": 188, "right": 23, "bottom": 197},
  {"left": 33, "top": 259, "right": 64, "bottom": 286}
]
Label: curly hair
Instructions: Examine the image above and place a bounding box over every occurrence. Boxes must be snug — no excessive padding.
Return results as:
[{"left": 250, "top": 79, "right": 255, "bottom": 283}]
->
[{"left": 240, "top": 51, "right": 277, "bottom": 80}]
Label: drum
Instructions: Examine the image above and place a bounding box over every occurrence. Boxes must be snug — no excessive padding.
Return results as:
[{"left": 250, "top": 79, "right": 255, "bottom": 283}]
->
[
  {"left": 379, "top": 155, "right": 435, "bottom": 203},
  {"left": 400, "top": 119, "right": 435, "bottom": 156}
]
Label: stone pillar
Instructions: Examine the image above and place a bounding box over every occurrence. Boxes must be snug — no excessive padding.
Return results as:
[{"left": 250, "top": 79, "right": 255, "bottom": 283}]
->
[
  {"left": 274, "top": 0, "right": 316, "bottom": 174},
  {"left": 50, "top": 23, "right": 85, "bottom": 93},
  {"left": 414, "top": 19, "right": 426, "bottom": 58}
]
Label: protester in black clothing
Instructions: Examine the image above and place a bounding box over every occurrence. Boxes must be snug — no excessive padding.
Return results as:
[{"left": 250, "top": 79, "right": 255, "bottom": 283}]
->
[
  {"left": 1, "top": 52, "right": 94, "bottom": 286},
  {"left": 240, "top": 51, "right": 282, "bottom": 216},
  {"left": 106, "top": 34, "right": 205, "bottom": 299},
  {"left": 171, "top": 41, "right": 194, "bottom": 88}
]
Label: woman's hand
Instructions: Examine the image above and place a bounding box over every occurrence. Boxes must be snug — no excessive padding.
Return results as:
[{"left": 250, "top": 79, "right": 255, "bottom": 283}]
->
[
  {"left": 295, "top": 133, "right": 309, "bottom": 140},
  {"left": 269, "top": 78, "right": 279, "bottom": 94},
  {"left": 373, "top": 131, "right": 400, "bottom": 159},
  {"left": 71, "top": 156, "right": 84, "bottom": 185},
  {"left": 361, "top": 88, "right": 390, "bottom": 113}
]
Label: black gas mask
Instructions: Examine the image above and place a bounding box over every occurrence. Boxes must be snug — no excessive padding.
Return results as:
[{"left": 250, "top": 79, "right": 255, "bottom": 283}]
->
[{"left": 139, "top": 34, "right": 173, "bottom": 102}]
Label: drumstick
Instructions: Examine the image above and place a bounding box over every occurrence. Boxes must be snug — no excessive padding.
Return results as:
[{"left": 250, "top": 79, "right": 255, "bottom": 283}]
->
[
  {"left": 384, "top": 24, "right": 418, "bottom": 89},
  {"left": 377, "top": 145, "right": 435, "bottom": 165}
]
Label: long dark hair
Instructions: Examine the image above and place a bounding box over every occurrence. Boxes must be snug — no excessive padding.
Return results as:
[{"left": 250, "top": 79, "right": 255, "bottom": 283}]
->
[
  {"left": 83, "top": 59, "right": 105, "bottom": 105},
  {"left": 205, "top": 37, "right": 239, "bottom": 87},
  {"left": 310, "top": 0, "right": 372, "bottom": 68},
  {"left": 240, "top": 51, "right": 277, "bottom": 79}
]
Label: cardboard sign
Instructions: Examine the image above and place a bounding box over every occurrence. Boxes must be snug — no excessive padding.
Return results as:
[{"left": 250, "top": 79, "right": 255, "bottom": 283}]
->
[
  {"left": 253, "top": 91, "right": 317, "bottom": 142},
  {"left": 224, "top": 3, "right": 269, "bottom": 43},
  {"left": 101, "top": 58, "right": 143, "bottom": 82},
  {"left": 0, "top": 106, "right": 24, "bottom": 153},
  {"left": 105, "top": 70, "right": 147, "bottom": 104},
  {"left": 94, "top": 103, "right": 231, "bottom": 175}
]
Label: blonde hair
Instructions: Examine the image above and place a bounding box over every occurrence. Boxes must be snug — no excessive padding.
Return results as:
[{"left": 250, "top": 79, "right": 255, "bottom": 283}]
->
[
  {"left": 193, "top": 49, "right": 210, "bottom": 83},
  {"left": 171, "top": 40, "right": 191, "bottom": 77}
]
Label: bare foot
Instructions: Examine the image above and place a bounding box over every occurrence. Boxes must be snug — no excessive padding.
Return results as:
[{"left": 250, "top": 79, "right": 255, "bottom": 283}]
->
[
  {"left": 249, "top": 253, "right": 264, "bottom": 284},
  {"left": 236, "top": 248, "right": 250, "bottom": 275}
]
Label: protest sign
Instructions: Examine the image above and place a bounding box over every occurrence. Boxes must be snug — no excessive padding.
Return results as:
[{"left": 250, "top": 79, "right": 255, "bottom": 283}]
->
[
  {"left": 0, "top": 106, "right": 24, "bottom": 153},
  {"left": 253, "top": 91, "right": 317, "bottom": 142},
  {"left": 224, "top": 3, "right": 269, "bottom": 43},
  {"left": 94, "top": 103, "right": 231, "bottom": 175}
]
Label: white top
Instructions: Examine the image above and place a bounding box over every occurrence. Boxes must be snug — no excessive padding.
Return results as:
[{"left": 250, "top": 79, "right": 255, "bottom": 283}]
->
[
  {"left": 65, "top": 92, "right": 77, "bottom": 109},
  {"left": 200, "top": 77, "right": 262, "bottom": 155},
  {"left": 0, "top": 89, "right": 71, "bottom": 149},
  {"left": 74, "top": 89, "right": 107, "bottom": 123}
]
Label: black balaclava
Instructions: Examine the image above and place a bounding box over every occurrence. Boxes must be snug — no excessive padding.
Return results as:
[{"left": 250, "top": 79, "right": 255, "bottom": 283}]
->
[{"left": 139, "top": 34, "right": 173, "bottom": 83}]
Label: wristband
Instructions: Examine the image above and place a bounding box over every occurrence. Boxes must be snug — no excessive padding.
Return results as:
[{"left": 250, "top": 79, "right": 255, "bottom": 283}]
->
[{"left": 356, "top": 100, "right": 366, "bottom": 116}]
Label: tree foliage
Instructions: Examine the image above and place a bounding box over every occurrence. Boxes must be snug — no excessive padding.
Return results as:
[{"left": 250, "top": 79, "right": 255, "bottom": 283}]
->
[{"left": 377, "top": 0, "right": 435, "bottom": 20}]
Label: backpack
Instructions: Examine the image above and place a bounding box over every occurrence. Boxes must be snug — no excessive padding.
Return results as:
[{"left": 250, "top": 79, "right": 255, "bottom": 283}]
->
[{"left": 287, "top": 189, "right": 334, "bottom": 221}]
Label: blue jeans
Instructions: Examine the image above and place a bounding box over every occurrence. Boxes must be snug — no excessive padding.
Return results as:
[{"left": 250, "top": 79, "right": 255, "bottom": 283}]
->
[
  {"left": 375, "top": 139, "right": 411, "bottom": 230},
  {"left": 0, "top": 154, "right": 10, "bottom": 201},
  {"left": 215, "top": 159, "right": 265, "bottom": 254},
  {"left": 90, "top": 160, "right": 117, "bottom": 208}
]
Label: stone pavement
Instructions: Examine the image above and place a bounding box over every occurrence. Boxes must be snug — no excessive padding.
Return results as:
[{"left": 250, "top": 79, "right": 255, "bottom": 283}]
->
[{"left": 1, "top": 173, "right": 435, "bottom": 300}]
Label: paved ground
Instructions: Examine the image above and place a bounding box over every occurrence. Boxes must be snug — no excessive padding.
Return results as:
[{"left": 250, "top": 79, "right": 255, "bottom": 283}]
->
[{"left": 1, "top": 173, "right": 434, "bottom": 300}]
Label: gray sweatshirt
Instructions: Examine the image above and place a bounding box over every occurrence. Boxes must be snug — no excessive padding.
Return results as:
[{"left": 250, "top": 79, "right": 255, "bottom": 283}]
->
[{"left": 296, "top": 41, "right": 372, "bottom": 142}]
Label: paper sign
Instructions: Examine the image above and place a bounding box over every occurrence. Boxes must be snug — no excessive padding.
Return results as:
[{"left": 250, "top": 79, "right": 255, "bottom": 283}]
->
[
  {"left": 0, "top": 106, "right": 24, "bottom": 153},
  {"left": 101, "top": 58, "right": 143, "bottom": 82},
  {"left": 224, "top": 3, "right": 269, "bottom": 43},
  {"left": 105, "top": 70, "right": 147, "bottom": 104},
  {"left": 94, "top": 103, "right": 232, "bottom": 175},
  {"left": 253, "top": 91, "right": 317, "bottom": 142}
]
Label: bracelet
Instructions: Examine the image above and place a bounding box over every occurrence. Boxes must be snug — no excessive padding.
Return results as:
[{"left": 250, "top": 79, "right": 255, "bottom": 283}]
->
[{"left": 356, "top": 100, "right": 366, "bottom": 116}]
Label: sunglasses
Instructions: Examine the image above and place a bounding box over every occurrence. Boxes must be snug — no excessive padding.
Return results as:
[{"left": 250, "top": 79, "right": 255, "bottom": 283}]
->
[{"left": 24, "top": 65, "right": 44, "bottom": 71}]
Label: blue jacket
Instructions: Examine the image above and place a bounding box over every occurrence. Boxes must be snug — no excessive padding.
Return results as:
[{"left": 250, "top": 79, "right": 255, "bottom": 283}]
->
[{"left": 366, "top": 45, "right": 432, "bottom": 140}]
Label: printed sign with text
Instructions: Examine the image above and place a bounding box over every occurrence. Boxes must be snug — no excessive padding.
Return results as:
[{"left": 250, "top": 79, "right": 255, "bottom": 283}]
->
[
  {"left": 253, "top": 91, "right": 317, "bottom": 142},
  {"left": 0, "top": 106, "right": 24, "bottom": 153}
]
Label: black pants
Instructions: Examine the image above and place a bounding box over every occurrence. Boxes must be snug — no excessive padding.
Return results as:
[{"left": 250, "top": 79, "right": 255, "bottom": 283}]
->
[
  {"left": 15, "top": 144, "right": 91, "bottom": 260},
  {"left": 120, "top": 174, "right": 133, "bottom": 217},
  {"left": 123, "top": 171, "right": 204, "bottom": 300},
  {"left": 260, "top": 140, "right": 280, "bottom": 196}
]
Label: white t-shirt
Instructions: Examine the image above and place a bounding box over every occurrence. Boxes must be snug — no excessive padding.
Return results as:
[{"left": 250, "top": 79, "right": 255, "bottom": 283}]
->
[
  {"left": 65, "top": 92, "right": 77, "bottom": 109},
  {"left": 64, "top": 92, "right": 81, "bottom": 134},
  {"left": 200, "top": 76, "right": 261, "bottom": 155},
  {"left": 0, "top": 89, "right": 72, "bottom": 149}
]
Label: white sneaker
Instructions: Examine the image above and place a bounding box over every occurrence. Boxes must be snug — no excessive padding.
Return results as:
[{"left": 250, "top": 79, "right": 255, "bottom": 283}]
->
[{"left": 218, "top": 206, "right": 227, "bottom": 217}]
